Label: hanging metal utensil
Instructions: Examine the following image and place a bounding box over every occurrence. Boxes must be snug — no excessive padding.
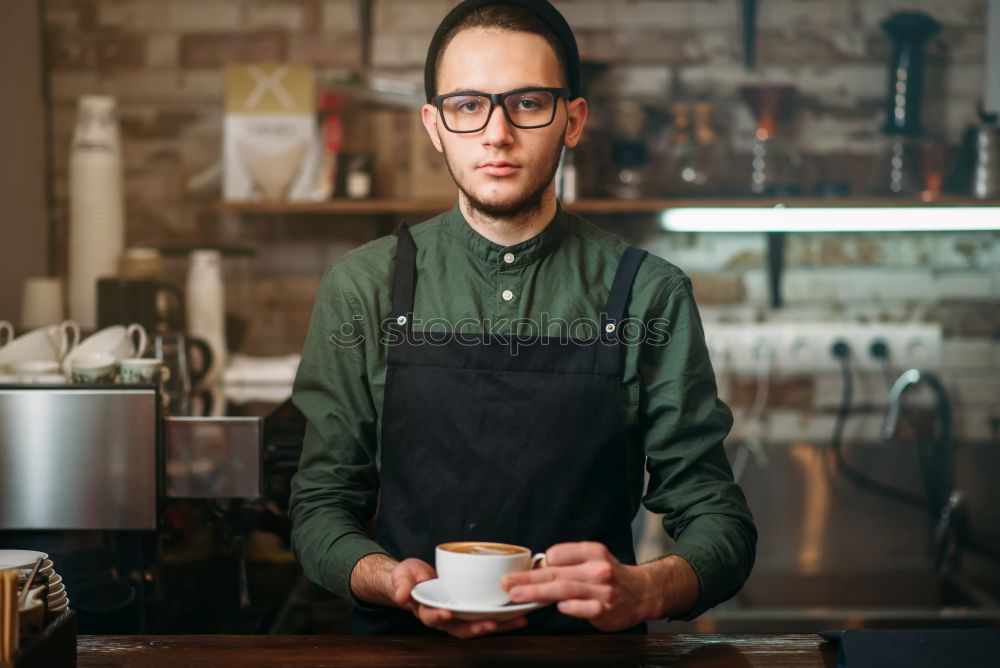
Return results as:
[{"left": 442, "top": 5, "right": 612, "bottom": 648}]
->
[
  {"left": 741, "top": 0, "right": 757, "bottom": 70},
  {"left": 331, "top": 1, "right": 424, "bottom": 109}
]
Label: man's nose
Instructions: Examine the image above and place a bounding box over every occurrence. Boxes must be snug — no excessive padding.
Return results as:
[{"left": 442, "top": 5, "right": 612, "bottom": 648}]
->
[{"left": 482, "top": 103, "right": 514, "bottom": 147}]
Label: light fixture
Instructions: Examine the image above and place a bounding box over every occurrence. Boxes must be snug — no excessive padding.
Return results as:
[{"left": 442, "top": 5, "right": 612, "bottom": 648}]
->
[{"left": 660, "top": 206, "right": 1000, "bottom": 232}]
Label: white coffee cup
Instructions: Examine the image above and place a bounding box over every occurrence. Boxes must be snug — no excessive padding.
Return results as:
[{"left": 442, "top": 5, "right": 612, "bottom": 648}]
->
[
  {"left": 0, "top": 320, "right": 12, "bottom": 347},
  {"left": 62, "top": 323, "right": 147, "bottom": 375},
  {"left": 120, "top": 358, "right": 169, "bottom": 385},
  {"left": 10, "top": 360, "right": 61, "bottom": 378},
  {"left": 70, "top": 352, "right": 118, "bottom": 384},
  {"left": 21, "top": 373, "right": 68, "bottom": 385},
  {"left": 0, "top": 321, "right": 80, "bottom": 370},
  {"left": 435, "top": 541, "right": 546, "bottom": 608}
]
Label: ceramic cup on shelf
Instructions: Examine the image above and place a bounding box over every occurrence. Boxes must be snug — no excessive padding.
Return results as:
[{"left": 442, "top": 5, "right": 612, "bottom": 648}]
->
[
  {"left": 22, "top": 374, "right": 69, "bottom": 385},
  {"left": 0, "top": 321, "right": 80, "bottom": 371},
  {"left": 71, "top": 352, "right": 118, "bottom": 384},
  {"left": 0, "top": 320, "right": 14, "bottom": 347},
  {"left": 120, "top": 358, "right": 169, "bottom": 385},
  {"left": 10, "top": 360, "right": 62, "bottom": 382},
  {"left": 62, "top": 323, "right": 147, "bottom": 375}
]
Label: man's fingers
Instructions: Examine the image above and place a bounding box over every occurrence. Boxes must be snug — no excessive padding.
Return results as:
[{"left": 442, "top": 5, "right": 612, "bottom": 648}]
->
[
  {"left": 509, "top": 580, "right": 610, "bottom": 604},
  {"left": 392, "top": 559, "right": 436, "bottom": 607},
  {"left": 392, "top": 574, "right": 415, "bottom": 606},
  {"left": 392, "top": 572, "right": 420, "bottom": 605},
  {"left": 557, "top": 598, "right": 604, "bottom": 619},
  {"left": 545, "top": 541, "right": 609, "bottom": 566},
  {"left": 503, "top": 562, "right": 614, "bottom": 589},
  {"left": 416, "top": 604, "right": 454, "bottom": 626}
]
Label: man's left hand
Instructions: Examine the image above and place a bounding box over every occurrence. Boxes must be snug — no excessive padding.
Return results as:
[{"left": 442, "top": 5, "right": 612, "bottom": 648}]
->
[{"left": 500, "top": 542, "right": 661, "bottom": 632}]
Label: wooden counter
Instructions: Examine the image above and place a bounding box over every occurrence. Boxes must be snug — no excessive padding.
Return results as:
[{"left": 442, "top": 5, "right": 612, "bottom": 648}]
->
[{"left": 77, "top": 634, "right": 837, "bottom": 667}]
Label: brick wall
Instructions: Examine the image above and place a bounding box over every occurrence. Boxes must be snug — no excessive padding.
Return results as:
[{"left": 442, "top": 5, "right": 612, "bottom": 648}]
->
[{"left": 41, "top": 0, "right": 998, "bottom": 443}]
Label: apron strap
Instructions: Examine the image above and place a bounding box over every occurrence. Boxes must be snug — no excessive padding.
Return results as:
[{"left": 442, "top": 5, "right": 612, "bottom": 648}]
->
[
  {"left": 601, "top": 246, "right": 647, "bottom": 342},
  {"left": 391, "top": 222, "right": 416, "bottom": 331}
]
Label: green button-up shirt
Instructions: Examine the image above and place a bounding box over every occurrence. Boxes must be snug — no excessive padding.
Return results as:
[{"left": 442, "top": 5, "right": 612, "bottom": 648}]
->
[{"left": 289, "top": 199, "right": 756, "bottom": 621}]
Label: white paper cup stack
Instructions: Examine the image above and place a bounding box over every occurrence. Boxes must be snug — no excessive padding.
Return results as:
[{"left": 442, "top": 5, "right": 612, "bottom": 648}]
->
[{"left": 68, "top": 95, "right": 125, "bottom": 330}]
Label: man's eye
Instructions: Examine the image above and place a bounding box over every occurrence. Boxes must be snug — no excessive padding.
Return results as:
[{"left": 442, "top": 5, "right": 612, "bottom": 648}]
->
[
  {"left": 456, "top": 100, "right": 483, "bottom": 112},
  {"left": 517, "top": 99, "right": 540, "bottom": 110}
]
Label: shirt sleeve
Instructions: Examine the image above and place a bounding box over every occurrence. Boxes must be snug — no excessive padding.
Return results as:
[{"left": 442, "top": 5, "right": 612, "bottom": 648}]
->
[
  {"left": 638, "top": 276, "right": 757, "bottom": 620},
  {"left": 289, "top": 264, "right": 390, "bottom": 610}
]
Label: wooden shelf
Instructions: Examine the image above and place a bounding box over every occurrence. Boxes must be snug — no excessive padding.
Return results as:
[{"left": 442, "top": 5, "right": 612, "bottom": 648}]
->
[
  {"left": 216, "top": 196, "right": 1000, "bottom": 216},
  {"left": 217, "top": 198, "right": 452, "bottom": 215}
]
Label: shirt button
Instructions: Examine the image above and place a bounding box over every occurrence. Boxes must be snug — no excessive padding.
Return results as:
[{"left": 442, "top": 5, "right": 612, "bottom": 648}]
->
[
  {"left": 503, "top": 252, "right": 515, "bottom": 264},
  {"left": 502, "top": 289, "right": 514, "bottom": 302}
]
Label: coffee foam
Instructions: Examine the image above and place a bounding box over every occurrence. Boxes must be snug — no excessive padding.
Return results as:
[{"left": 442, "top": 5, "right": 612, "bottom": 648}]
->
[
  {"left": 468, "top": 546, "right": 515, "bottom": 555},
  {"left": 439, "top": 541, "right": 527, "bottom": 555}
]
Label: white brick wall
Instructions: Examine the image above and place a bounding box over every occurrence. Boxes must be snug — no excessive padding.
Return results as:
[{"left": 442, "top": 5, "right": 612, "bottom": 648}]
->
[
  {"left": 322, "top": 0, "right": 357, "bottom": 31},
  {"left": 168, "top": 1, "right": 241, "bottom": 32},
  {"left": 145, "top": 34, "right": 179, "bottom": 68},
  {"left": 375, "top": 0, "right": 452, "bottom": 31},
  {"left": 552, "top": 1, "right": 613, "bottom": 29},
  {"left": 612, "top": 1, "right": 738, "bottom": 30},
  {"left": 243, "top": 2, "right": 308, "bottom": 31},
  {"left": 97, "top": 0, "right": 170, "bottom": 31}
]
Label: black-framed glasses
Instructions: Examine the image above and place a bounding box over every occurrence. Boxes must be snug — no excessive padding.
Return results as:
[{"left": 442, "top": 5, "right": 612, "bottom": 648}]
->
[{"left": 432, "top": 87, "right": 571, "bottom": 133}]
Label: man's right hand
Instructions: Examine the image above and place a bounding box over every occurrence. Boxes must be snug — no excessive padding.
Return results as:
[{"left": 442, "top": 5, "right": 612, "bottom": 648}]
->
[{"left": 351, "top": 554, "right": 529, "bottom": 639}]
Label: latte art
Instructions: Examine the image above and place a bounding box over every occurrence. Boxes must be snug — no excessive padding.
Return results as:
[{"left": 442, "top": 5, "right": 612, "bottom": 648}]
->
[
  {"left": 438, "top": 541, "right": 527, "bottom": 555},
  {"left": 468, "top": 546, "right": 516, "bottom": 555}
]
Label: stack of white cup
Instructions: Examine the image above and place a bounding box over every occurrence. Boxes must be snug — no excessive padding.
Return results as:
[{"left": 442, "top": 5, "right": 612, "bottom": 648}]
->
[{"left": 68, "top": 95, "right": 125, "bottom": 330}]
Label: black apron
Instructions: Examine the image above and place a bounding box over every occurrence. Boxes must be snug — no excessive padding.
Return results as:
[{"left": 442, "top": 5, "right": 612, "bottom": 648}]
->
[{"left": 351, "top": 221, "right": 649, "bottom": 635}]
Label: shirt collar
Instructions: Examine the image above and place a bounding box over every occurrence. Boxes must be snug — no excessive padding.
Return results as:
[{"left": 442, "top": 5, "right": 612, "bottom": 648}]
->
[{"left": 445, "top": 198, "right": 568, "bottom": 268}]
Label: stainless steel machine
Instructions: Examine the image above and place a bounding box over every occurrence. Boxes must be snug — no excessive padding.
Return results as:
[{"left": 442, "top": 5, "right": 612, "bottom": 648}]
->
[
  {"left": 0, "top": 385, "right": 263, "bottom": 530},
  {"left": 0, "top": 384, "right": 266, "bottom": 633}
]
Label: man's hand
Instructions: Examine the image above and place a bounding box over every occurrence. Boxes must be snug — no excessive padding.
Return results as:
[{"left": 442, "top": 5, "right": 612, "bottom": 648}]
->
[
  {"left": 500, "top": 542, "right": 699, "bottom": 632},
  {"left": 351, "top": 554, "right": 528, "bottom": 639},
  {"left": 389, "top": 558, "right": 529, "bottom": 638}
]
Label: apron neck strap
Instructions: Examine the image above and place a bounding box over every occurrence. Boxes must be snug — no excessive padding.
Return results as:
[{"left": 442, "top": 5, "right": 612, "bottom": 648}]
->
[
  {"left": 392, "top": 223, "right": 646, "bottom": 341},
  {"left": 392, "top": 222, "right": 416, "bottom": 330},
  {"left": 602, "top": 246, "right": 647, "bottom": 341}
]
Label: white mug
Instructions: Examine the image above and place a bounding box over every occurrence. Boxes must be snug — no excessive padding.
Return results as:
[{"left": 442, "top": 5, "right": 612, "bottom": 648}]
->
[
  {"left": 10, "top": 360, "right": 61, "bottom": 377},
  {"left": 435, "top": 542, "right": 546, "bottom": 608},
  {"left": 0, "top": 320, "right": 12, "bottom": 347},
  {"left": 70, "top": 352, "right": 118, "bottom": 384},
  {"left": 120, "top": 358, "right": 169, "bottom": 385},
  {"left": 0, "top": 320, "right": 80, "bottom": 370},
  {"left": 62, "top": 323, "right": 147, "bottom": 375}
]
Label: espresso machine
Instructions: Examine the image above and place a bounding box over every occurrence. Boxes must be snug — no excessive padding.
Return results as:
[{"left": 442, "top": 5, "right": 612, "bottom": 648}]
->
[{"left": 0, "top": 384, "right": 266, "bottom": 633}]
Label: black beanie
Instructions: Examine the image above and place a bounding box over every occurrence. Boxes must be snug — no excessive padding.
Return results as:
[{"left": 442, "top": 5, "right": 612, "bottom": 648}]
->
[{"left": 423, "top": 0, "right": 582, "bottom": 103}]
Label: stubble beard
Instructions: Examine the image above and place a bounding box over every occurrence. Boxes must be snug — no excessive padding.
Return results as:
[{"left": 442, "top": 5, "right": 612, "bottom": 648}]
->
[{"left": 440, "top": 128, "right": 566, "bottom": 222}]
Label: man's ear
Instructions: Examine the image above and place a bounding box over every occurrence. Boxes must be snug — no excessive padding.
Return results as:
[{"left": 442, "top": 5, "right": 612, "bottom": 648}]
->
[
  {"left": 421, "top": 103, "right": 444, "bottom": 153},
  {"left": 563, "top": 97, "right": 589, "bottom": 150}
]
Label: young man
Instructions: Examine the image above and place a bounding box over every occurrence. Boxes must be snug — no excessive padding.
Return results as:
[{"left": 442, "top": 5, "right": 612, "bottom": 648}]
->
[{"left": 290, "top": 0, "right": 756, "bottom": 638}]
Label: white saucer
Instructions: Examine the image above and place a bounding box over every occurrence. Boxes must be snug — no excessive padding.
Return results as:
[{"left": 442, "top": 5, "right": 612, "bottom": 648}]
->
[
  {"left": 0, "top": 550, "right": 48, "bottom": 570},
  {"left": 411, "top": 578, "right": 548, "bottom": 621}
]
